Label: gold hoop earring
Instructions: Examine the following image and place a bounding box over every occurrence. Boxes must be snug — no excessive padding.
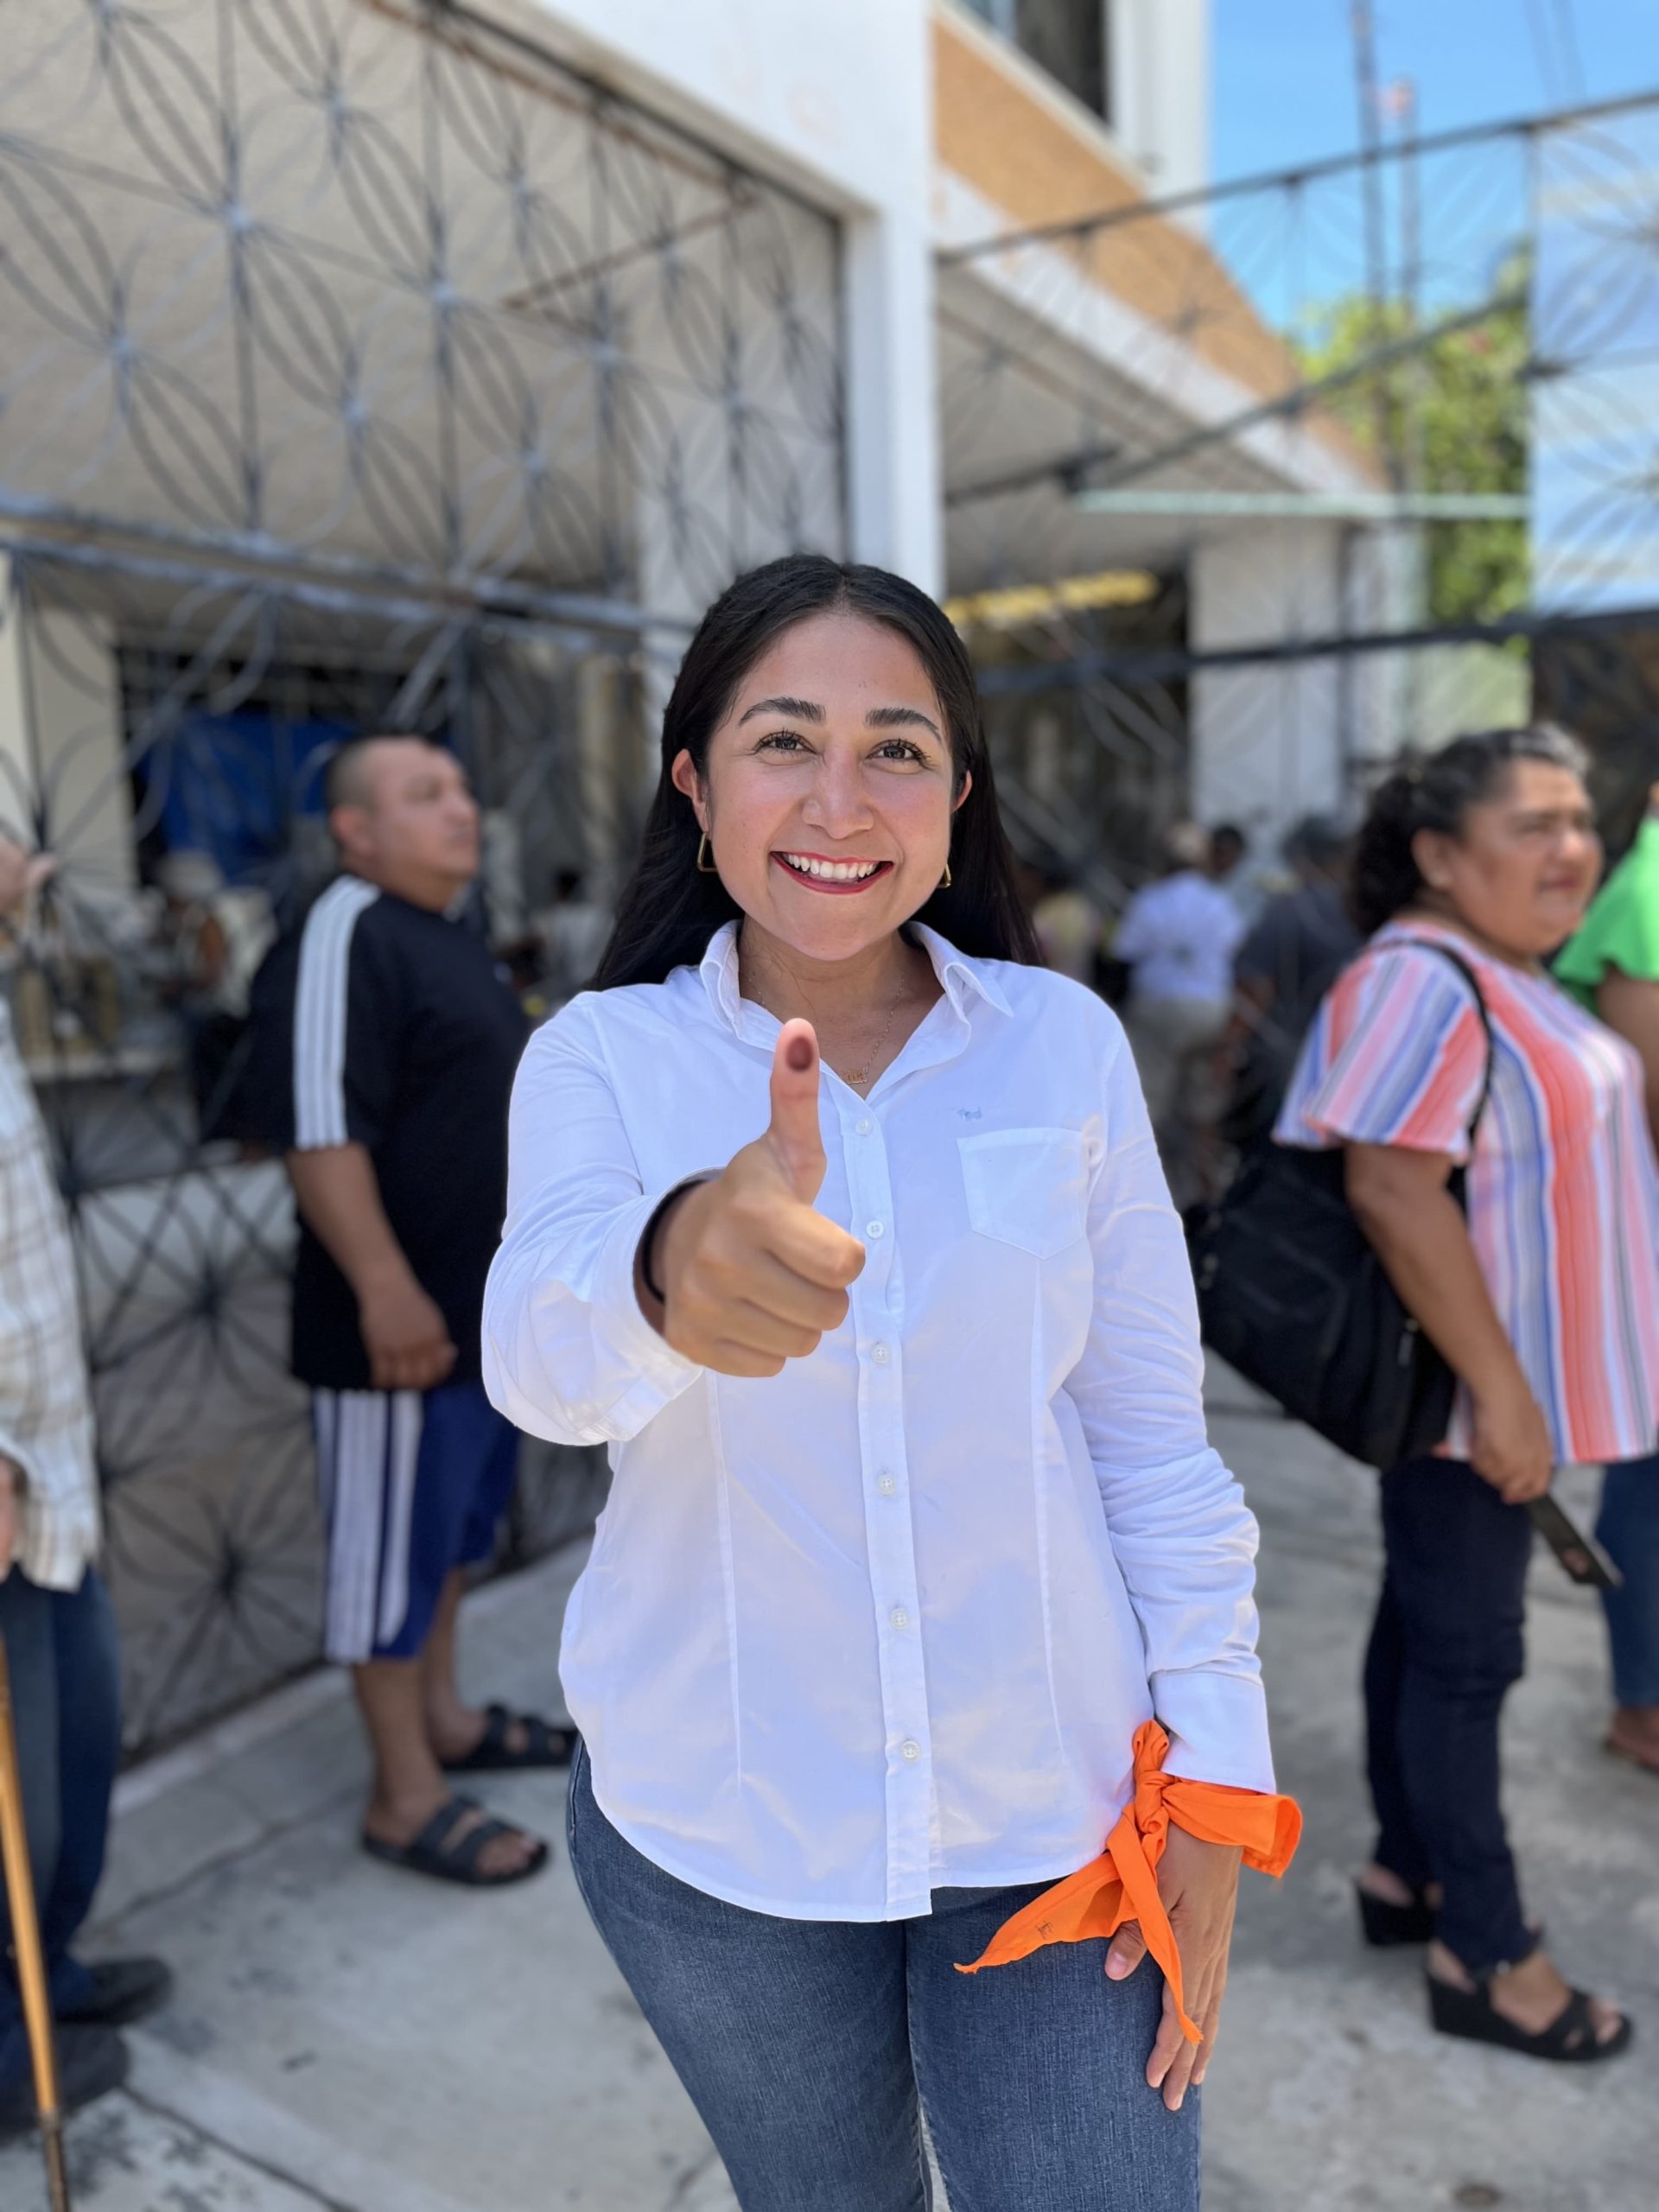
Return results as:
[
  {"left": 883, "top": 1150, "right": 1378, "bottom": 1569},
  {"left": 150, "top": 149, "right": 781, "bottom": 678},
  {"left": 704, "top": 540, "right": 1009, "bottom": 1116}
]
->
[
  {"left": 697, "top": 832, "right": 718, "bottom": 874},
  {"left": 939, "top": 860, "right": 952, "bottom": 890}
]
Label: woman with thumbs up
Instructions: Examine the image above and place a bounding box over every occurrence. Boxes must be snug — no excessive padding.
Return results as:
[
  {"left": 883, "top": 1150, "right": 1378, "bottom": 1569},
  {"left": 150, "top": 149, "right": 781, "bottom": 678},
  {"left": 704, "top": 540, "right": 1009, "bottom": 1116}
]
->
[{"left": 483, "top": 556, "right": 1294, "bottom": 2212}]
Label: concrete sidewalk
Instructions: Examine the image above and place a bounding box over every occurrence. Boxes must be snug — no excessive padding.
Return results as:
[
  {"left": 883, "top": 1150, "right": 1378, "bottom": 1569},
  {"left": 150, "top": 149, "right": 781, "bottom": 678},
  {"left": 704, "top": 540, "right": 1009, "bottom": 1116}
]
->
[{"left": 4, "top": 1374, "right": 1655, "bottom": 2211}]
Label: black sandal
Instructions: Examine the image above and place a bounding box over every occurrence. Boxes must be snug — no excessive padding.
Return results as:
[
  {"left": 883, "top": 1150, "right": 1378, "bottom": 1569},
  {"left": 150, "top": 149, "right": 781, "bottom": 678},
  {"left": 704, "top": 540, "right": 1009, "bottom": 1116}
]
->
[
  {"left": 440, "top": 1703, "right": 576, "bottom": 1774},
  {"left": 362, "top": 1795, "right": 550, "bottom": 1887},
  {"left": 1427, "top": 1971, "right": 1632, "bottom": 2063},
  {"left": 1356, "top": 1880, "right": 1436, "bottom": 1948}
]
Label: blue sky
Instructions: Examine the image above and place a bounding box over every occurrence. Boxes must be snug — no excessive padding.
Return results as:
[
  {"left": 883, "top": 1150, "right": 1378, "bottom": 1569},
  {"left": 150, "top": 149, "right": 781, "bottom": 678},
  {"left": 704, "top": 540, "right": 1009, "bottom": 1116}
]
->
[{"left": 1213, "top": 0, "right": 1659, "bottom": 184}]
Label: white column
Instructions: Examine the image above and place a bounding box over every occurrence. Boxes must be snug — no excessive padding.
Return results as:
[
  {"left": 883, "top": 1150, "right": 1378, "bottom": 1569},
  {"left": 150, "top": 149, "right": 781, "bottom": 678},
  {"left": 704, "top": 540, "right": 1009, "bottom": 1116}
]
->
[
  {"left": 843, "top": 206, "right": 942, "bottom": 593},
  {"left": 0, "top": 558, "right": 136, "bottom": 890},
  {"left": 1188, "top": 524, "right": 1348, "bottom": 852},
  {"left": 1109, "top": 0, "right": 1211, "bottom": 206}
]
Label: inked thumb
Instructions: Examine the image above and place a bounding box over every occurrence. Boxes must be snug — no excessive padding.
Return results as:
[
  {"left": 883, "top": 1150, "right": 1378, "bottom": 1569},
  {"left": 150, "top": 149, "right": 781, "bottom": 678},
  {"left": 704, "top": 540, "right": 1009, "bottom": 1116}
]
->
[{"left": 767, "top": 1019, "right": 826, "bottom": 1202}]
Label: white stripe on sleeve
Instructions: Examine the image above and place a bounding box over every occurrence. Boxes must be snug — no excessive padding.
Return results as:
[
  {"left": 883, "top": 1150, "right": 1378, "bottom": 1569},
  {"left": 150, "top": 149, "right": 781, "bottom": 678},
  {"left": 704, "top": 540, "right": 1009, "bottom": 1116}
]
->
[{"left": 293, "top": 876, "right": 381, "bottom": 1149}]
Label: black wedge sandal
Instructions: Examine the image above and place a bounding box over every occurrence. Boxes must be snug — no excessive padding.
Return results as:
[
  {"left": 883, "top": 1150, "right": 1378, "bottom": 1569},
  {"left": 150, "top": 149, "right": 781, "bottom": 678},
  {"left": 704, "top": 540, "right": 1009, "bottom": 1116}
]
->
[
  {"left": 1355, "top": 1880, "right": 1436, "bottom": 1948},
  {"left": 1427, "top": 1971, "right": 1632, "bottom": 2063}
]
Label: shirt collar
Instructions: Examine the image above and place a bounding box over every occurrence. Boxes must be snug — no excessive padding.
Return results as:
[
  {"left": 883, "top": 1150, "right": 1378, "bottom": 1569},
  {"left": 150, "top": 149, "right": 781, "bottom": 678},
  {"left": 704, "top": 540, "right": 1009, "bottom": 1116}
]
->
[
  {"left": 696, "top": 919, "right": 1013, "bottom": 1039},
  {"left": 910, "top": 924, "right": 1014, "bottom": 1019},
  {"left": 699, "top": 922, "right": 747, "bottom": 1036}
]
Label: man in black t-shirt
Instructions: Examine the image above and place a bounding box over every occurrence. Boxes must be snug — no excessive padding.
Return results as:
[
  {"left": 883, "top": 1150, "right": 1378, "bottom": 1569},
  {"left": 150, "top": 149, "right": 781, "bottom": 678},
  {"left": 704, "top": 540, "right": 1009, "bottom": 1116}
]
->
[{"left": 246, "top": 735, "right": 566, "bottom": 1886}]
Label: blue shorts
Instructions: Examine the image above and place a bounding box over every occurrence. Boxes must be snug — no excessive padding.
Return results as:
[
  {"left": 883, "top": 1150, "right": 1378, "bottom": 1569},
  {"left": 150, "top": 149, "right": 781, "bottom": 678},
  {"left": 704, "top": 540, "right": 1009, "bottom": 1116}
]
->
[{"left": 310, "top": 1382, "right": 519, "bottom": 1664}]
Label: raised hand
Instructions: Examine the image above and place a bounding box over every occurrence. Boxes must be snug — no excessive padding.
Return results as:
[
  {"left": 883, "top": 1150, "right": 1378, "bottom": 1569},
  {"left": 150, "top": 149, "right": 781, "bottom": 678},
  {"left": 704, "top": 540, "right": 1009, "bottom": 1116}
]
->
[{"left": 645, "top": 1020, "right": 866, "bottom": 1376}]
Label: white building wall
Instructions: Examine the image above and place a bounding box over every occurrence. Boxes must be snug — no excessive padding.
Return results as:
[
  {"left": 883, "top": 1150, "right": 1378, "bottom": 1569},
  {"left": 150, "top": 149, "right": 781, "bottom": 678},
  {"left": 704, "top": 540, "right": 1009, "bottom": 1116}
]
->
[
  {"left": 1188, "top": 524, "right": 1349, "bottom": 852},
  {"left": 522, "top": 0, "right": 941, "bottom": 591},
  {"left": 1109, "top": 0, "right": 1211, "bottom": 203}
]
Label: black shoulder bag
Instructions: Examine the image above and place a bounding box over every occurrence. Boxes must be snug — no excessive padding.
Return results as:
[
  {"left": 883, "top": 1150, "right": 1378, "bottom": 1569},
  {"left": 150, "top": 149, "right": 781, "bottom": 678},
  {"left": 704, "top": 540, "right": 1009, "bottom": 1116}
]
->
[{"left": 1189, "top": 941, "right": 1494, "bottom": 1471}]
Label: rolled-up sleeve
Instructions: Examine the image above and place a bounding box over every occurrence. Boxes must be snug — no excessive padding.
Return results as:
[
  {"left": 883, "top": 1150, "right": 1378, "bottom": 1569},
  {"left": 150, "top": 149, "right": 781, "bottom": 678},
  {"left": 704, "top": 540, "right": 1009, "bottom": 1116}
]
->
[
  {"left": 1068, "top": 1013, "right": 1275, "bottom": 1793},
  {"left": 482, "top": 999, "right": 703, "bottom": 1446}
]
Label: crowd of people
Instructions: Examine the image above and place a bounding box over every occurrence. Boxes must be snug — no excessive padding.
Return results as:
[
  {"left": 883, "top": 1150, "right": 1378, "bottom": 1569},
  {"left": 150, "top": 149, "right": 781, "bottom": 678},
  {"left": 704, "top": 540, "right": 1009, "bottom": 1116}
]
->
[{"left": 0, "top": 554, "right": 1655, "bottom": 2202}]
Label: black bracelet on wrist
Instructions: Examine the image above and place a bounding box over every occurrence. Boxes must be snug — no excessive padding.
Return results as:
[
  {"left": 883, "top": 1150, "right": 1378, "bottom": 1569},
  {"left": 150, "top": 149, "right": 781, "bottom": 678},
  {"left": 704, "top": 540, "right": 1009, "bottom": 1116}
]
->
[{"left": 639, "top": 1179, "right": 704, "bottom": 1305}]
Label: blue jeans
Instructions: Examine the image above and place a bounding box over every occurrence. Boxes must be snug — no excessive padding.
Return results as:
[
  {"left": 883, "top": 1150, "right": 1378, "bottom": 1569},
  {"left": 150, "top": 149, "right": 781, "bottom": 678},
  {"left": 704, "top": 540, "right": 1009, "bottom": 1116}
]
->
[
  {"left": 566, "top": 1742, "right": 1198, "bottom": 2212},
  {"left": 0, "top": 1568, "right": 122, "bottom": 2089},
  {"left": 1598, "top": 1455, "right": 1659, "bottom": 1707},
  {"left": 1365, "top": 1457, "right": 1535, "bottom": 1972}
]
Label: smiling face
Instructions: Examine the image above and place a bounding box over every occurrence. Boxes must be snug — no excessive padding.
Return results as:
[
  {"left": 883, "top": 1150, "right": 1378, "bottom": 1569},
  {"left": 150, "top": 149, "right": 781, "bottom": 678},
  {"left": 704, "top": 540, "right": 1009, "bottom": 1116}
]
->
[
  {"left": 1413, "top": 758, "right": 1600, "bottom": 958},
  {"left": 671, "top": 610, "right": 969, "bottom": 966}
]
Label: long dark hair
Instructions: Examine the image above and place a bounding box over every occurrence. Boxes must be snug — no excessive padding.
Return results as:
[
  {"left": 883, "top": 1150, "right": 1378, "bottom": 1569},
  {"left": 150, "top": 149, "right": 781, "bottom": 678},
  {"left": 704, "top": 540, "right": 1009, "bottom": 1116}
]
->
[
  {"left": 1351, "top": 723, "right": 1590, "bottom": 937},
  {"left": 594, "top": 555, "right": 1039, "bottom": 988}
]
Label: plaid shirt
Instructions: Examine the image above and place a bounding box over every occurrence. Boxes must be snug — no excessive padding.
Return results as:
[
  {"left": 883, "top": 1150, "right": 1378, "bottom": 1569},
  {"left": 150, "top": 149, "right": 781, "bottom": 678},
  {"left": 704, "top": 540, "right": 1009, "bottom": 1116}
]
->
[{"left": 0, "top": 1003, "right": 99, "bottom": 1590}]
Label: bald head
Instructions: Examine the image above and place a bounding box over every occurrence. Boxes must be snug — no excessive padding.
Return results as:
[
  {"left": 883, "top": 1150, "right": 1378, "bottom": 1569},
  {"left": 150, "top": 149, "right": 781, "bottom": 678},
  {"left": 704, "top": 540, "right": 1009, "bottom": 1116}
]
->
[
  {"left": 323, "top": 734, "right": 442, "bottom": 817},
  {"left": 325, "top": 734, "right": 480, "bottom": 910}
]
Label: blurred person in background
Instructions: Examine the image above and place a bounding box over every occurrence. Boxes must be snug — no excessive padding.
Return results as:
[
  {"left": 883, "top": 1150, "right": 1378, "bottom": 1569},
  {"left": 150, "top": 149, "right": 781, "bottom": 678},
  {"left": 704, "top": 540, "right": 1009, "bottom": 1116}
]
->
[
  {"left": 1029, "top": 859, "right": 1106, "bottom": 986},
  {"left": 1222, "top": 816, "right": 1359, "bottom": 1149},
  {"left": 1207, "top": 821, "right": 1279, "bottom": 926},
  {"left": 1277, "top": 728, "right": 1650, "bottom": 2063},
  {"left": 153, "top": 849, "right": 275, "bottom": 1140},
  {"left": 1116, "top": 823, "right": 1243, "bottom": 1205},
  {"left": 0, "top": 837, "right": 171, "bottom": 2141},
  {"left": 1206, "top": 823, "right": 1249, "bottom": 910},
  {"left": 244, "top": 735, "right": 564, "bottom": 1891},
  {"left": 1554, "top": 779, "right": 1659, "bottom": 1778}
]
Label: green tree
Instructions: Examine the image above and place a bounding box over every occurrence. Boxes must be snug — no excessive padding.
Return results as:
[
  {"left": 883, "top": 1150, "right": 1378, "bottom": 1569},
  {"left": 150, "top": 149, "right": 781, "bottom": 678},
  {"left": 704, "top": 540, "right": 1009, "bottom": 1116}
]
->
[{"left": 1298, "top": 291, "right": 1529, "bottom": 626}]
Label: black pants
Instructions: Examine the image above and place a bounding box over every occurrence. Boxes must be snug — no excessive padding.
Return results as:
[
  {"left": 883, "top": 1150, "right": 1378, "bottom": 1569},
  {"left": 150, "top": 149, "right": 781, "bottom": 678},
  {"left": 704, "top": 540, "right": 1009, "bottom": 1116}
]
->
[
  {"left": 0, "top": 1569, "right": 122, "bottom": 2088},
  {"left": 1364, "top": 1455, "right": 1535, "bottom": 1973}
]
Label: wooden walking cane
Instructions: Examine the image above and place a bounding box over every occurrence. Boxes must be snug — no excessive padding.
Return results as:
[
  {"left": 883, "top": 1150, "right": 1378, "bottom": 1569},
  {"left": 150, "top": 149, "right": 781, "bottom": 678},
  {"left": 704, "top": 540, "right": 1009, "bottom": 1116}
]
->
[{"left": 0, "top": 1631, "right": 72, "bottom": 2212}]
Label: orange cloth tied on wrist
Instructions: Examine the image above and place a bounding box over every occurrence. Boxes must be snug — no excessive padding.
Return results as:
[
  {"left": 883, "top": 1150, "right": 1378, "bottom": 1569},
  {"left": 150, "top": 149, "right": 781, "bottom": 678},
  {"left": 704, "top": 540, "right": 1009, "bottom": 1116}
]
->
[{"left": 956, "top": 1720, "right": 1302, "bottom": 2045}]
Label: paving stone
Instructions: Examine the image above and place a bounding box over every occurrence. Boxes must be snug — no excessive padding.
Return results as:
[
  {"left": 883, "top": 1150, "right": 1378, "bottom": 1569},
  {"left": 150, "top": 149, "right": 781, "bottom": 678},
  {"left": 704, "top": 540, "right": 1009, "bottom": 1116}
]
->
[{"left": 0, "top": 2092, "right": 324, "bottom": 2211}]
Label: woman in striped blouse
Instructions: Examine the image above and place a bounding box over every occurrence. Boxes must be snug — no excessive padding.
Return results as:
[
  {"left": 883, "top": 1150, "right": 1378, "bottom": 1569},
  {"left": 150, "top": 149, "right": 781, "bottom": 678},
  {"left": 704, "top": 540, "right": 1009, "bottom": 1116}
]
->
[{"left": 1277, "top": 726, "right": 1655, "bottom": 2063}]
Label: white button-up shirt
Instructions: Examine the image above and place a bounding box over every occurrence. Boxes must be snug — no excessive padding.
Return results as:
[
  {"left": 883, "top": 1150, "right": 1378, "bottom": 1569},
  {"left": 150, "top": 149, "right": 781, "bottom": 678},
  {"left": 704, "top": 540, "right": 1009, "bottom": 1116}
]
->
[{"left": 484, "top": 924, "right": 1274, "bottom": 1921}]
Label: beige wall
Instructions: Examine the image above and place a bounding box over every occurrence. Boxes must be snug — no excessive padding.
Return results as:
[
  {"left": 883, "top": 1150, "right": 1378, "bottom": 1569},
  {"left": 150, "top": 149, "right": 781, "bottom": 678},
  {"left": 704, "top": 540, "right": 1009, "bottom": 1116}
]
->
[
  {"left": 931, "top": 7, "right": 1373, "bottom": 483},
  {"left": 0, "top": 562, "right": 135, "bottom": 893}
]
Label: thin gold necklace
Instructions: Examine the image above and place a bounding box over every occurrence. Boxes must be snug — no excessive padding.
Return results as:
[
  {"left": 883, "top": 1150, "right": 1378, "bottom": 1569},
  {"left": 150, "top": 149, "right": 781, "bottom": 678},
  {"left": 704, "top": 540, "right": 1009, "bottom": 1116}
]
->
[
  {"left": 738, "top": 926, "right": 921, "bottom": 1090},
  {"left": 743, "top": 959, "right": 911, "bottom": 1090},
  {"left": 843, "top": 995, "right": 906, "bottom": 1090}
]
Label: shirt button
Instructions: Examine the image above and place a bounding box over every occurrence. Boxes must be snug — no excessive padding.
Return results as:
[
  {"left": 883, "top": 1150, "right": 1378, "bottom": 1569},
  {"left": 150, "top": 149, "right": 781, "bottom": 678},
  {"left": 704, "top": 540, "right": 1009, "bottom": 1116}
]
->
[
  {"left": 871, "top": 1342, "right": 890, "bottom": 1365},
  {"left": 889, "top": 1607, "right": 909, "bottom": 1630},
  {"left": 866, "top": 1220, "right": 885, "bottom": 1239},
  {"left": 900, "top": 1739, "right": 921, "bottom": 1762},
  {"left": 855, "top": 1117, "right": 874, "bottom": 1136},
  {"left": 876, "top": 1475, "right": 896, "bottom": 1497}
]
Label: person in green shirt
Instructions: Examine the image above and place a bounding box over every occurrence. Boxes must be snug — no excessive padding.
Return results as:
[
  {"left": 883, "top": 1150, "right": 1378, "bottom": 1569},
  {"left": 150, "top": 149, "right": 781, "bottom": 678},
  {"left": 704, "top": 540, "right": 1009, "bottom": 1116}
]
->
[
  {"left": 1557, "top": 797, "right": 1659, "bottom": 1119},
  {"left": 1556, "top": 788, "right": 1659, "bottom": 1776}
]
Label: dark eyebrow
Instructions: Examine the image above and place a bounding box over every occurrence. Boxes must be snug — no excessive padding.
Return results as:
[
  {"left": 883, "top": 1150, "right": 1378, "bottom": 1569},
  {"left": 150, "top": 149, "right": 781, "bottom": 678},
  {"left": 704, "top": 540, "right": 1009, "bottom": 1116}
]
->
[
  {"left": 738, "top": 695, "right": 825, "bottom": 726},
  {"left": 867, "top": 704, "right": 943, "bottom": 741}
]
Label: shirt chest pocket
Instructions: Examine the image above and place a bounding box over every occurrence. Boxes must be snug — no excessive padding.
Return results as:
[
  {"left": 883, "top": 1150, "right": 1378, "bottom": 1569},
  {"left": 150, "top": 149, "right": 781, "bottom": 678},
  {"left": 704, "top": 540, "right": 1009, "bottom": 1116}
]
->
[{"left": 957, "top": 1128, "right": 1089, "bottom": 1259}]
